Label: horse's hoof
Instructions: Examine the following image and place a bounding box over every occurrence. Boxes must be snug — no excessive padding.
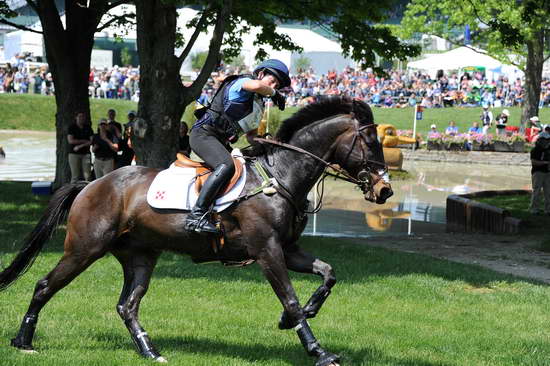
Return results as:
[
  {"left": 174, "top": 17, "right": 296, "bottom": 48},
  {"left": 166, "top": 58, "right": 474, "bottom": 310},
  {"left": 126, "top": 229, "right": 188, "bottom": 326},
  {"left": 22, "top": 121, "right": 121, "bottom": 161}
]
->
[
  {"left": 154, "top": 356, "right": 168, "bottom": 363},
  {"left": 20, "top": 349, "right": 38, "bottom": 354},
  {"left": 315, "top": 352, "right": 340, "bottom": 366},
  {"left": 10, "top": 338, "right": 35, "bottom": 352}
]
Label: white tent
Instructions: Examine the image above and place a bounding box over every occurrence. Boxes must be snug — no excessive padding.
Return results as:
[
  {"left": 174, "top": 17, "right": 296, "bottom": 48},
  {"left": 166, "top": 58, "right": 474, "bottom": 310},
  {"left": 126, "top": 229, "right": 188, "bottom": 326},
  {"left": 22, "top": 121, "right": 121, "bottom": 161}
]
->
[{"left": 407, "top": 47, "right": 515, "bottom": 79}]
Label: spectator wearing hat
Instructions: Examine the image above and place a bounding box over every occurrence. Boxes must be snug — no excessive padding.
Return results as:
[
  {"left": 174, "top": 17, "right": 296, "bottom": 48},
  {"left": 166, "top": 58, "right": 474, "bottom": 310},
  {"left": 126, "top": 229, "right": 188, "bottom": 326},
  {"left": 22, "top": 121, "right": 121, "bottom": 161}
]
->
[
  {"left": 495, "top": 109, "right": 510, "bottom": 135},
  {"left": 529, "top": 125, "right": 550, "bottom": 215},
  {"left": 92, "top": 118, "right": 119, "bottom": 178},
  {"left": 428, "top": 124, "right": 439, "bottom": 139},
  {"left": 527, "top": 116, "right": 542, "bottom": 142}
]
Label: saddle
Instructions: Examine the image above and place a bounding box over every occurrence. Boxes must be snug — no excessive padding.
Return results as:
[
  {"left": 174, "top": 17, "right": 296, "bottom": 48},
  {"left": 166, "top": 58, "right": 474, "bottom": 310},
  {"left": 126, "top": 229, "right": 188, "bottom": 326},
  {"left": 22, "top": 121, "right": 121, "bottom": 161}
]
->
[{"left": 173, "top": 153, "right": 244, "bottom": 195}]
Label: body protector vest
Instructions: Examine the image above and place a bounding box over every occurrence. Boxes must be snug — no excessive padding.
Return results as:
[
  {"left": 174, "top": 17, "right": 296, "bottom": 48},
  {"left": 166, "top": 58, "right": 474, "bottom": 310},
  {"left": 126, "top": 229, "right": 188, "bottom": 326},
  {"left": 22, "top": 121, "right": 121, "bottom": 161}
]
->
[{"left": 193, "top": 74, "right": 264, "bottom": 143}]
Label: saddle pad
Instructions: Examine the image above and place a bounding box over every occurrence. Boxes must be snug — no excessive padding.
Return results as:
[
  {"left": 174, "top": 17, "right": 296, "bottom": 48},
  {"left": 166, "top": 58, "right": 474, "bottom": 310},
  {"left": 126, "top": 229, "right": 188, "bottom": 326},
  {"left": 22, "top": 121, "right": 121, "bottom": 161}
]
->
[{"left": 146, "top": 157, "right": 247, "bottom": 212}]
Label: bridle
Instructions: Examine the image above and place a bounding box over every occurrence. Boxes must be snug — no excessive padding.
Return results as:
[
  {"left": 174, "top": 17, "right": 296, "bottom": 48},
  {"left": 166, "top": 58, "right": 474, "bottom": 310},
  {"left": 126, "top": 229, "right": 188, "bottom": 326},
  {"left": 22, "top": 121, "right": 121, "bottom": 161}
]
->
[{"left": 253, "top": 118, "right": 388, "bottom": 197}]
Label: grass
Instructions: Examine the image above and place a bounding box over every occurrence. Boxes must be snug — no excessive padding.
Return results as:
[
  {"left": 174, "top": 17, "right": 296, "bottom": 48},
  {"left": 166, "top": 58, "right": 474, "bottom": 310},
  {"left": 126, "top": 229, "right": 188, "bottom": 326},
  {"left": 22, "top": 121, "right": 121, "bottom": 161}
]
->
[
  {"left": 0, "top": 94, "right": 137, "bottom": 130},
  {"left": 3, "top": 93, "right": 550, "bottom": 137},
  {"left": 2, "top": 181, "right": 550, "bottom": 365}
]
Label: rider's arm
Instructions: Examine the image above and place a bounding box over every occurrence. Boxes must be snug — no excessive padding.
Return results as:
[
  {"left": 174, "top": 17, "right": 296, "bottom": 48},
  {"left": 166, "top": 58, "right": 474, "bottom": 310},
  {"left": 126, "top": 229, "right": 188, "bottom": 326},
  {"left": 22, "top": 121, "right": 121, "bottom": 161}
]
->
[{"left": 241, "top": 79, "right": 275, "bottom": 97}]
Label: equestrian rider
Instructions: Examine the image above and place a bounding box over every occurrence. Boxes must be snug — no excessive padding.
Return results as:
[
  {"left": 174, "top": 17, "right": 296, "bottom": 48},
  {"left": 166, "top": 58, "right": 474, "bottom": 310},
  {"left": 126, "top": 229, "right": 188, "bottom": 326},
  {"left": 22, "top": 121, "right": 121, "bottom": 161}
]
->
[{"left": 185, "top": 59, "right": 290, "bottom": 234}]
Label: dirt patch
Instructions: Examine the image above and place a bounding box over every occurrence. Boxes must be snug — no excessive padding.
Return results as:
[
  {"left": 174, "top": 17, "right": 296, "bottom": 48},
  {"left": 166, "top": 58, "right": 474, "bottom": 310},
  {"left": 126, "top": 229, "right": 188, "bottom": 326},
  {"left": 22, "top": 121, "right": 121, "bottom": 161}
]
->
[{"left": 352, "top": 233, "right": 550, "bottom": 283}]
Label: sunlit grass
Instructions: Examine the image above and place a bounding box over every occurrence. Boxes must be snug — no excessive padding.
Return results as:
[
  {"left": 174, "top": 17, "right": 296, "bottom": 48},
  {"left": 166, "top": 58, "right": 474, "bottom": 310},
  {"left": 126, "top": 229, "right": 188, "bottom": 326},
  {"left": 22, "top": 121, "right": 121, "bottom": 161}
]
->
[{"left": 2, "top": 182, "right": 550, "bottom": 365}]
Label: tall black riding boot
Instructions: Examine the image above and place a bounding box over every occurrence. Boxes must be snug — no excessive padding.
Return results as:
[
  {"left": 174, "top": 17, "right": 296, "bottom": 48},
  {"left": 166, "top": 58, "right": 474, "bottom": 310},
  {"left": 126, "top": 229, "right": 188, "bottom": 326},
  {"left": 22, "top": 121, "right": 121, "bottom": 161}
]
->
[{"left": 185, "top": 163, "right": 232, "bottom": 234}]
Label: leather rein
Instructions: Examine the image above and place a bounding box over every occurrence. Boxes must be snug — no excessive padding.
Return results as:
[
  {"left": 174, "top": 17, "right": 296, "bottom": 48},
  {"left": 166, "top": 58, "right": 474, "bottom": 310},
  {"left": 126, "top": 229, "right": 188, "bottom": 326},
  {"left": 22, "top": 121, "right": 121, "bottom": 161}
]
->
[{"left": 253, "top": 122, "right": 388, "bottom": 193}]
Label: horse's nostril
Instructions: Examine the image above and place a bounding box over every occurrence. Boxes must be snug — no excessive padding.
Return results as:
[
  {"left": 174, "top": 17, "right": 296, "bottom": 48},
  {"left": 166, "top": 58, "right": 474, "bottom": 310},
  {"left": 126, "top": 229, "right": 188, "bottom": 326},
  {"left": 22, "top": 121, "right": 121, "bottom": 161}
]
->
[{"left": 380, "top": 187, "right": 393, "bottom": 200}]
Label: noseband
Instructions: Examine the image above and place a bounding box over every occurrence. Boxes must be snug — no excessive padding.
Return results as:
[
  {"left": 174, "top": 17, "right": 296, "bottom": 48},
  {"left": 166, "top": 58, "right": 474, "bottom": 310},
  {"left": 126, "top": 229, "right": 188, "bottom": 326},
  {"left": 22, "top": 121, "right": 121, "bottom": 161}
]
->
[{"left": 341, "top": 123, "right": 389, "bottom": 195}]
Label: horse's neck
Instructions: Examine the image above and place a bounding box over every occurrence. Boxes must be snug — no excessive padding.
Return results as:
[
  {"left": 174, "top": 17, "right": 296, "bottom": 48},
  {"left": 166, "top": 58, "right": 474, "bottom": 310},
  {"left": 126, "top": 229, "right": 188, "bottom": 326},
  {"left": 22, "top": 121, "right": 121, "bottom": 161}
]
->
[{"left": 268, "top": 118, "right": 349, "bottom": 201}]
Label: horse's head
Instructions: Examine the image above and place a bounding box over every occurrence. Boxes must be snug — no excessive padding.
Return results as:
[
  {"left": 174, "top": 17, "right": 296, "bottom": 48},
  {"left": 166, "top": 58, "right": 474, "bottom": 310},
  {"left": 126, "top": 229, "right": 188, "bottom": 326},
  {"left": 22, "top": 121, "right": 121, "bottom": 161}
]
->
[{"left": 333, "top": 100, "right": 393, "bottom": 204}]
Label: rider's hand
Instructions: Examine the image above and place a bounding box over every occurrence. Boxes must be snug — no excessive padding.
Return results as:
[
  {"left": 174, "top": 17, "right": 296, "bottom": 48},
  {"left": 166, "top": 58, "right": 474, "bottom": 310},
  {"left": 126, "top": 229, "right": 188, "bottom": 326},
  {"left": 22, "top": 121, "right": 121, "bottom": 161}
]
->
[{"left": 271, "top": 91, "right": 286, "bottom": 111}]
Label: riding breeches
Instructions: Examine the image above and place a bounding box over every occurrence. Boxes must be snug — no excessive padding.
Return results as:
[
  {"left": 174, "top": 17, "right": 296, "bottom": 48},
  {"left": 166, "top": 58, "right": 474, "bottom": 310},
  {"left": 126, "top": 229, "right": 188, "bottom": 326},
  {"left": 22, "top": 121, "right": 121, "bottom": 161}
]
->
[{"left": 189, "top": 126, "right": 236, "bottom": 181}]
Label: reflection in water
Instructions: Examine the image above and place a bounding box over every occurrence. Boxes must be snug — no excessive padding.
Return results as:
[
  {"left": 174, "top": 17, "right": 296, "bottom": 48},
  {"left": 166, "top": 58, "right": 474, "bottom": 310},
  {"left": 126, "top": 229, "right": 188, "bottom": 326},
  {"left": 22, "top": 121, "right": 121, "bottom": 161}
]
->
[
  {"left": 0, "top": 131, "right": 56, "bottom": 181},
  {"left": 305, "top": 160, "right": 531, "bottom": 237},
  {"left": 0, "top": 132, "right": 533, "bottom": 237}
]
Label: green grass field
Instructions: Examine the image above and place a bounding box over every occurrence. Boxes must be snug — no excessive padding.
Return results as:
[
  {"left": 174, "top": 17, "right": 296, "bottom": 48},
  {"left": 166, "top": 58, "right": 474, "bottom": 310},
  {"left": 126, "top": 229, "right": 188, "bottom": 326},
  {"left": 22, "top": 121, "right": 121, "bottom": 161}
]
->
[
  {"left": 2, "top": 181, "right": 550, "bottom": 365},
  {"left": 2, "top": 94, "right": 549, "bottom": 137}
]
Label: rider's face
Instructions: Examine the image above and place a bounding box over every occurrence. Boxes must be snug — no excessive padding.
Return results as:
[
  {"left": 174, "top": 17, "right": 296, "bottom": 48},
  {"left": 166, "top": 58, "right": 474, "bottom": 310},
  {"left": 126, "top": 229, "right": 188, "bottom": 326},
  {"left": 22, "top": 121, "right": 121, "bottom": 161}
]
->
[{"left": 261, "top": 73, "right": 280, "bottom": 90}]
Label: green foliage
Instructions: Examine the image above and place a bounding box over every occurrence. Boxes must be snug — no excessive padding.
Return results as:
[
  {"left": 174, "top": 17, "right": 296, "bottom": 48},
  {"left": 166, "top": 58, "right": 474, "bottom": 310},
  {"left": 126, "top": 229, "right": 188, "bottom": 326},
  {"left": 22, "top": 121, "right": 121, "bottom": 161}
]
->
[
  {"left": 190, "top": 51, "right": 208, "bottom": 71},
  {"left": 120, "top": 47, "right": 132, "bottom": 67},
  {"left": 294, "top": 55, "right": 311, "bottom": 73},
  {"left": 399, "top": 0, "right": 550, "bottom": 69}
]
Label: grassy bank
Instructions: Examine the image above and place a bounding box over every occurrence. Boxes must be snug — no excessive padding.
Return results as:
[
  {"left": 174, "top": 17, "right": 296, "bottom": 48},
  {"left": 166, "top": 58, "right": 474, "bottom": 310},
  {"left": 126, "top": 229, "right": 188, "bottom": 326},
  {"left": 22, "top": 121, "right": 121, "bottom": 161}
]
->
[
  {"left": 2, "top": 94, "right": 550, "bottom": 136},
  {"left": 0, "top": 94, "right": 137, "bottom": 130},
  {"left": 2, "top": 181, "right": 550, "bottom": 365}
]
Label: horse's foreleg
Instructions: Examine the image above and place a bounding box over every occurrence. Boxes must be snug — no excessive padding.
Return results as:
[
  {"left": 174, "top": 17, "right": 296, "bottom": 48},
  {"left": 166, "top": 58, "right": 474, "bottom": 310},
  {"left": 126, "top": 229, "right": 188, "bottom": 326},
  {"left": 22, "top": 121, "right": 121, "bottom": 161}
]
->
[
  {"left": 113, "top": 250, "right": 164, "bottom": 362},
  {"left": 279, "top": 247, "right": 336, "bottom": 330},
  {"left": 257, "top": 240, "right": 340, "bottom": 366}
]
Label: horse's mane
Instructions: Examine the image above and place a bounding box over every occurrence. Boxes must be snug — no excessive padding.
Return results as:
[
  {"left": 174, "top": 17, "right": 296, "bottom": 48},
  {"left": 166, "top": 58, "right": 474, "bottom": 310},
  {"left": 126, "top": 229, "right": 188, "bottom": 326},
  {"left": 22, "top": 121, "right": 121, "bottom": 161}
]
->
[{"left": 275, "top": 96, "right": 374, "bottom": 142}]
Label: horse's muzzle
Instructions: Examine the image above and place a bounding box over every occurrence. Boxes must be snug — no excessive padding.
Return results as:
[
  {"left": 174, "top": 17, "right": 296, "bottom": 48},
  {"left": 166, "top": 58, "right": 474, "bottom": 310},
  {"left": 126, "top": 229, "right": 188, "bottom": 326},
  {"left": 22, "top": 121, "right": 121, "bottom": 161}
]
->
[{"left": 365, "top": 180, "right": 393, "bottom": 204}]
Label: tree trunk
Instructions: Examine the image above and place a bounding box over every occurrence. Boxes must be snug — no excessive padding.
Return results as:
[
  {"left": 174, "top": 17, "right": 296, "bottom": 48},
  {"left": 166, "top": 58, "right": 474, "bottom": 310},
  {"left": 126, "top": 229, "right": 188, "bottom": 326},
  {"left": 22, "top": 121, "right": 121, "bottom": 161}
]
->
[
  {"left": 520, "top": 30, "right": 545, "bottom": 132},
  {"left": 133, "top": 0, "right": 186, "bottom": 169},
  {"left": 134, "top": 1, "right": 232, "bottom": 168},
  {"left": 36, "top": 1, "right": 101, "bottom": 189}
]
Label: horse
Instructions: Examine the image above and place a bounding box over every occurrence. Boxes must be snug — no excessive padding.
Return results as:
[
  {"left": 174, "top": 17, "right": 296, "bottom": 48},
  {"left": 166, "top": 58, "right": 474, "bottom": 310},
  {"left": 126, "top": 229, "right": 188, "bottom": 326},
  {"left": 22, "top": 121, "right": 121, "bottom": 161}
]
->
[{"left": 0, "top": 96, "right": 393, "bottom": 366}]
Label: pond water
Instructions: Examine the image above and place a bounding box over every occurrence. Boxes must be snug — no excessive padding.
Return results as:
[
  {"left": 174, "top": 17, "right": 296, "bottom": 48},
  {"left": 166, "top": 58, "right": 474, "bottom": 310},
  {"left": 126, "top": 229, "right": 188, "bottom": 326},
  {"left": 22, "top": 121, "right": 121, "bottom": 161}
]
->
[{"left": 0, "top": 131, "right": 533, "bottom": 237}]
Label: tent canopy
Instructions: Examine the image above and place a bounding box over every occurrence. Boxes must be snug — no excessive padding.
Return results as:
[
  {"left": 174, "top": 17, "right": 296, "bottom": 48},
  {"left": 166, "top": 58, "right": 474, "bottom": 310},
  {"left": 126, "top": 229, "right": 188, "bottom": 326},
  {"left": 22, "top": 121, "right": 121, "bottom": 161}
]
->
[{"left": 407, "top": 47, "right": 502, "bottom": 72}]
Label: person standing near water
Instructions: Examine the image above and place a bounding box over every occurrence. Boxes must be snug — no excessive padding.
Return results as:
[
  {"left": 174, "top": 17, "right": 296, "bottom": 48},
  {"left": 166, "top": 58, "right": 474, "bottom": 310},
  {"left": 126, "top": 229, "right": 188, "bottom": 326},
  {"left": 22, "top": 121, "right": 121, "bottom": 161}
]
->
[{"left": 67, "top": 112, "right": 93, "bottom": 182}]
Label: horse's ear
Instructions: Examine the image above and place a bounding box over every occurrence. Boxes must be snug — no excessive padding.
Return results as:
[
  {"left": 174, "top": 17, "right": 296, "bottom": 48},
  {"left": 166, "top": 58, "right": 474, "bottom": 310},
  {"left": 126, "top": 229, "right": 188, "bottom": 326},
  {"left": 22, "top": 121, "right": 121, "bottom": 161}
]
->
[{"left": 351, "top": 99, "right": 374, "bottom": 125}]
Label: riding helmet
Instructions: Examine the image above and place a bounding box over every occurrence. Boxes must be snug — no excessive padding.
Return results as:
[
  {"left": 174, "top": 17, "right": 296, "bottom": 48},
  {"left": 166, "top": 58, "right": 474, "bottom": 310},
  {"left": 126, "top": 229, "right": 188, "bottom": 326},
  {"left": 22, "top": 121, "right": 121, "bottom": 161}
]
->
[{"left": 254, "top": 59, "right": 291, "bottom": 89}]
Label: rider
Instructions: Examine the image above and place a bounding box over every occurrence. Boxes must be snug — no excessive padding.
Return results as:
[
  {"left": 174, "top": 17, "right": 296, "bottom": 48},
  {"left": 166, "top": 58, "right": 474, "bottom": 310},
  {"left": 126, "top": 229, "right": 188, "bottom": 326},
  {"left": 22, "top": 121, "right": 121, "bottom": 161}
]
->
[{"left": 185, "top": 59, "right": 290, "bottom": 234}]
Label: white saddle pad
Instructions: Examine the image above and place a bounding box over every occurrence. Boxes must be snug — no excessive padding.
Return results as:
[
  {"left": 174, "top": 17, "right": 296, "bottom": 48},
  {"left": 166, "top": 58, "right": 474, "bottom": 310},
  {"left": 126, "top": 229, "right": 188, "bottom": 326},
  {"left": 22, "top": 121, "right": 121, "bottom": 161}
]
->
[{"left": 147, "top": 155, "right": 247, "bottom": 212}]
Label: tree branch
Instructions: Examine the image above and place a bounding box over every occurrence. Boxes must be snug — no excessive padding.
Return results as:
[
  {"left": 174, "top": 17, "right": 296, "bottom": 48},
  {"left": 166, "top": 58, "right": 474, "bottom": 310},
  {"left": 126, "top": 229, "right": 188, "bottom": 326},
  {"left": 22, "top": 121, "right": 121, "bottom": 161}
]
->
[
  {"left": 105, "top": 0, "right": 127, "bottom": 11},
  {"left": 177, "top": 7, "right": 210, "bottom": 66},
  {"left": 0, "top": 18, "right": 42, "bottom": 34},
  {"left": 188, "top": 0, "right": 233, "bottom": 99},
  {"left": 96, "top": 13, "right": 134, "bottom": 31}
]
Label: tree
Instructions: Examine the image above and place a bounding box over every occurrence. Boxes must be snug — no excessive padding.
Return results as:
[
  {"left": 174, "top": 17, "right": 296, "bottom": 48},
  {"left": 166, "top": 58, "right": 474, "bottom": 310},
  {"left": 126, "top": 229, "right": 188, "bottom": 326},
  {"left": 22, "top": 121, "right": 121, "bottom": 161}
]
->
[
  {"left": 400, "top": 0, "right": 550, "bottom": 129},
  {"left": 190, "top": 51, "right": 209, "bottom": 71},
  {"left": 0, "top": 1, "right": 134, "bottom": 188},
  {"left": 132, "top": 0, "right": 420, "bottom": 169},
  {"left": 294, "top": 55, "right": 312, "bottom": 73}
]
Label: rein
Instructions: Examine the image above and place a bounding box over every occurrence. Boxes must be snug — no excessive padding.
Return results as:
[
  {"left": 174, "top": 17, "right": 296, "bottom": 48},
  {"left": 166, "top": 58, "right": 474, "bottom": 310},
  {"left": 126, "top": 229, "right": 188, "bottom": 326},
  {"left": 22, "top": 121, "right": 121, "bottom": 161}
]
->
[
  {"left": 253, "top": 137, "right": 361, "bottom": 185},
  {"left": 252, "top": 123, "right": 389, "bottom": 216}
]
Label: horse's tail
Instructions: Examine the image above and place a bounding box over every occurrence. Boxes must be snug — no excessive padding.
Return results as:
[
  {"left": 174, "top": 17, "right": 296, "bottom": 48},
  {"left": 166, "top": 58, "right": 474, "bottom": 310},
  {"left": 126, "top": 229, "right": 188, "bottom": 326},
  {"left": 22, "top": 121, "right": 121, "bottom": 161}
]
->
[{"left": 0, "top": 181, "right": 89, "bottom": 291}]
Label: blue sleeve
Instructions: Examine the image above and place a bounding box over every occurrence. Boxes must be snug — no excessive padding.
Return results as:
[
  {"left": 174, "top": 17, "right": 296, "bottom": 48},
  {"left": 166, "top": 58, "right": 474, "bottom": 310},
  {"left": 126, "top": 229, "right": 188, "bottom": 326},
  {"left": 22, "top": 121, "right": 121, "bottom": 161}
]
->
[{"left": 227, "top": 77, "right": 254, "bottom": 102}]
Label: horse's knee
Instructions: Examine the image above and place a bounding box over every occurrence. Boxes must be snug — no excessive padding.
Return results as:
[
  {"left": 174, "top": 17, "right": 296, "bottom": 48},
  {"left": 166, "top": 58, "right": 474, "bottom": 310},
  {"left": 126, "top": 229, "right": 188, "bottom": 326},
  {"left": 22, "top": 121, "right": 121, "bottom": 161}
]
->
[
  {"left": 312, "top": 260, "right": 336, "bottom": 288},
  {"left": 285, "top": 299, "right": 304, "bottom": 321}
]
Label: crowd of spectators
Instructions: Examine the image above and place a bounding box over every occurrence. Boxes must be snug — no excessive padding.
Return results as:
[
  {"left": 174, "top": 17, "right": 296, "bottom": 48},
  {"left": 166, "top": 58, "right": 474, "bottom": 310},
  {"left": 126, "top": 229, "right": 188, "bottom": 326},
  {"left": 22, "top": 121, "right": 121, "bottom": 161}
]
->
[{"left": 4, "top": 54, "right": 550, "bottom": 111}]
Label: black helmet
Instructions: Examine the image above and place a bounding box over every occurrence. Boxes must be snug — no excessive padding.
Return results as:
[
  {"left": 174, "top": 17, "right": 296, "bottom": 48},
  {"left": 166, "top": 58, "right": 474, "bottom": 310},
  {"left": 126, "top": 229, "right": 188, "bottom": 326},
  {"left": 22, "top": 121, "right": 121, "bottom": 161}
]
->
[{"left": 253, "top": 59, "right": 291, "bottom": 89}]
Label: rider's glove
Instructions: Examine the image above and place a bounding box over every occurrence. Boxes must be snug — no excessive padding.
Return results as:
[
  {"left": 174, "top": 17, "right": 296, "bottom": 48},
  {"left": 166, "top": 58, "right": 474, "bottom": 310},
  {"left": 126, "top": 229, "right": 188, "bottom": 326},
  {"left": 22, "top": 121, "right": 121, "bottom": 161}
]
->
[{"left": 271, "top": 90, "right": 286, "bottom": 111}]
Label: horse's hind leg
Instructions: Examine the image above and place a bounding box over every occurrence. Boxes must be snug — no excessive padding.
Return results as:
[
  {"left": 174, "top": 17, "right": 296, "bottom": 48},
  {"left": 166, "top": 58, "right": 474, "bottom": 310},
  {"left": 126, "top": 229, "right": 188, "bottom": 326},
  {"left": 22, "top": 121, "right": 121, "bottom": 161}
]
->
[
  {"left": 112, "top": 248, "right": 163, "bottom": 362},
  {"left": 278, "top": 246, "right": 336, "bottom": 330},
  {"left": 11, "top": 247, "right": 106, "bottom": 351}
]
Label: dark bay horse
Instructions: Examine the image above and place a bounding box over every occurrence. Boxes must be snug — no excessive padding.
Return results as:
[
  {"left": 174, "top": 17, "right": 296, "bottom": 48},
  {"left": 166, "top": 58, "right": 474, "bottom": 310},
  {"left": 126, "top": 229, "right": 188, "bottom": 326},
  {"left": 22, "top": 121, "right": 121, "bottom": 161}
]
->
[{"left": 0, "top": 96, "right": 392, "bottom": 366}]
